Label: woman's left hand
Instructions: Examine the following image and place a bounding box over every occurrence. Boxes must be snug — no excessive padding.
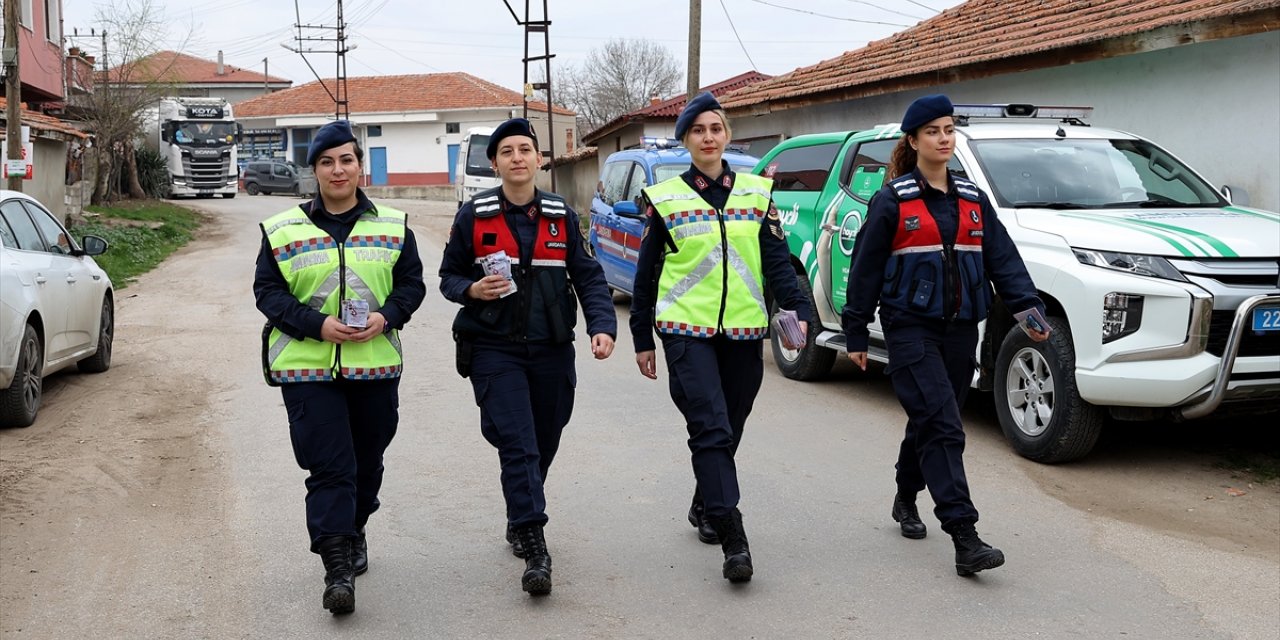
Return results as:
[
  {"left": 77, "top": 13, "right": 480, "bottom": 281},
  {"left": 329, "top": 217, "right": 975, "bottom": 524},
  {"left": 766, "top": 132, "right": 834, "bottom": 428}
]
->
[{"left": 1027, "top": 326, "right": 1051, "bottom": 343}]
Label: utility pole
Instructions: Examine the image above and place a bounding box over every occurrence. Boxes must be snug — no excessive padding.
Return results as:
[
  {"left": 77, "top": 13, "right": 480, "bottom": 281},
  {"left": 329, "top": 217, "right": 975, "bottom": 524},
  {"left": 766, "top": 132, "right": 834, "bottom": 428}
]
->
[
  {"left": 687, "top": 0, "right": 701, "bottom": 99},
  {"left": 503, "top": 0, "right": 557, "bottom": 190},
  {"left": 5, "top": 0, "right": 25, "bottom": 191},
  {"left": 286, "top": 0, "right": 350, "bottom": 120},
  {"left": 263, "top": 57, "right": 268, "bottom": 93}
]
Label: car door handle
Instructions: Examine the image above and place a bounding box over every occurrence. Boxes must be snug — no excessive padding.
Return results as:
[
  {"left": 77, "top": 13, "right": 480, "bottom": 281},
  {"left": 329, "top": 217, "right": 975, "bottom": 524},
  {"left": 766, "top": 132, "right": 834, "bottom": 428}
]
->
[
  {"left": 821, "top": 223, "right": 839, "bottom": 233},
  {"left": 66, "top": 276, "right": 78, "bottom": 284},
  {"left": 35, "top": 274, "right": 47, "bottom": 284}
]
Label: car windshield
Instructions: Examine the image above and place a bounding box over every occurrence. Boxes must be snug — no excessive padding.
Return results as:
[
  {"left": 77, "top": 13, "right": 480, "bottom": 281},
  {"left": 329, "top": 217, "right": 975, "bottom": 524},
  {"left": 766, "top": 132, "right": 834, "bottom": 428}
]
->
[
  {"left": 466, "top": 135, "right": 495, "bottom": 177},
  {"left": 969, "top": 138, "right": 1227, "bottom": 209},
  {"left": 653, "top": 163, "right": 757, "bottom": 183},
  {"left": 173, "top": 122, "right": 236, "bottom": 146}
]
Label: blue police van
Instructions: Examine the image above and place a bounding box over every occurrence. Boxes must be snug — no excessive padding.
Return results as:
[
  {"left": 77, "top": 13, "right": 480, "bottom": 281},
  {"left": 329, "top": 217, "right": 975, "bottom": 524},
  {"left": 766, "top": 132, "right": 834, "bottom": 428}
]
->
[{"left": 588, "top": 138, "right": 759, "bottom": 295}]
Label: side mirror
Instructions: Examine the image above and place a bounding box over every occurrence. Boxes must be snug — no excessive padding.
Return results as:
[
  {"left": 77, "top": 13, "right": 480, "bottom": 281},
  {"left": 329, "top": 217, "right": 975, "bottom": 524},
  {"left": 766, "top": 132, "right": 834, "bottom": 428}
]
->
[
  {"left": 613, "top": 200, "right": 642, "bottom": 218},
  {"left": 1220, "top": 185, "right": 1250, "bottom": 206},
  {"left": 80, "top": 235, "right": 109, "bottom": 256}
]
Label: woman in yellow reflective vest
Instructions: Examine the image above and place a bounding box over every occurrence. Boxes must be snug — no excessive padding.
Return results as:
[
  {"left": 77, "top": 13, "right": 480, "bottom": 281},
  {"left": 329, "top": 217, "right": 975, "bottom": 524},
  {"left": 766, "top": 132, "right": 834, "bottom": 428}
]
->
[
  {"left": 253, "top": 120, "right": 425, "bottom": 615},
  {"left": 631, "top": 92, "right": 813, "bottom": 583}
]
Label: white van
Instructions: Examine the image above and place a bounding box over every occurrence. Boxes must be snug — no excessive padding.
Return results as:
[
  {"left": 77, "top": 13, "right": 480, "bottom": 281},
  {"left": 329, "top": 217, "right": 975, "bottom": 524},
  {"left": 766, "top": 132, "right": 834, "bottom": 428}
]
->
[{"left": 454, "top": 126, "right": 501, "bottom": 207}]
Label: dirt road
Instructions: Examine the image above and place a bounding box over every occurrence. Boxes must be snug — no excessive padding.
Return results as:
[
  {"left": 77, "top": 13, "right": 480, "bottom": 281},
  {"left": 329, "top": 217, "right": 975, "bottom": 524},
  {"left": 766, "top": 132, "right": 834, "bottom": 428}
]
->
[{"left": 1, "top": 195, "right": 1276, "bottom": 638}]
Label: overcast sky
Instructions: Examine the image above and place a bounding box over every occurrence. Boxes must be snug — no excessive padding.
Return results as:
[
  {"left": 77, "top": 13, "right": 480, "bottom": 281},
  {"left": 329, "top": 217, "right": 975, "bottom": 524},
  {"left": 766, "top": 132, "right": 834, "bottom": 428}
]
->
[{"left": 60, "top": 0, "right": 965, "bottom": 94}]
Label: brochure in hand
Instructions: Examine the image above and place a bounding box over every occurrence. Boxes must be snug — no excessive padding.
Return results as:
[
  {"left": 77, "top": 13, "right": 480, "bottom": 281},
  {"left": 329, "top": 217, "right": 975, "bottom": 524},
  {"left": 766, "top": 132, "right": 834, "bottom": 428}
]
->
[
  {"left": 1014, "top": 307, "right": 1050, "bottom": 337},
  {"left": 771, "top": 309, "right": 806, "bottom": 350},
  {"left": 341, "top": 299, "right": 369, "bottom": 328},
  {"left": 480, "top": 250, "right": 518, "bottom": 298}
]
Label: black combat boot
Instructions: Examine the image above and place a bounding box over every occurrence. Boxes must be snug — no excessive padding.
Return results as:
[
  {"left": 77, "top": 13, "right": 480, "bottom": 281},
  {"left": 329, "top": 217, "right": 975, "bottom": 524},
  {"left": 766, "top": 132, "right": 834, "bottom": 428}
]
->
[
  {"left": 506, "top": 523, "right": 527, "bottom": 558},
  {"left": 352, "top": 528, "right": 369, "bottom": 576},
  {"left": 951, "top": 524, "right": 1005, "bottom": 576},
  {"left": 891, "top": 492, "right": 927, "bottom": 540},
  {"left": 708, "top": 508, "right": 752, "bottom": 583},
  {"left": 687, "top": 497, "right": 719, "bottom": 545},
  {"left": 514, "top": 525, "right": 553, "bottom": 595},
  {"left": 317, "top": 536, "right": 356, "bottom": 614}
]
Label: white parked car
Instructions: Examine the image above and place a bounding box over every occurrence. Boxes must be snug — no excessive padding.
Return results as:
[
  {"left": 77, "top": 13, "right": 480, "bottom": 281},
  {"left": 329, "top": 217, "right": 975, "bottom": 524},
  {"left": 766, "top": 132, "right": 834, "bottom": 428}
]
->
[{"left": 0, "top": 190, "right": 114, "bottom": 427}]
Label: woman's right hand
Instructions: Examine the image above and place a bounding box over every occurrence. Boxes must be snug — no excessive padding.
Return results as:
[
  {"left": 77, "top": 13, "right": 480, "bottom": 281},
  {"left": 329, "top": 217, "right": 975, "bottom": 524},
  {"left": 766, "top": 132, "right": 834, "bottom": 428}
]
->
[
  {"left": 636, "top": 350, "right": 657, "bottom": 379},
  {"left": 847, "top": 351, "right": 868, "bottom": 371},
  {"left": 468, "top": 274, "right": 511, "bottom": 301},
  {"left": 321, "top": 315, "right": 359, "bottom": 344}
]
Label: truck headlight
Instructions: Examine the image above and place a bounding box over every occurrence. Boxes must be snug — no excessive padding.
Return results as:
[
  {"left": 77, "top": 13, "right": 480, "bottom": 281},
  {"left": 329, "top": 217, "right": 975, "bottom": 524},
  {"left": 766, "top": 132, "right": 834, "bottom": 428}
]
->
[
  {"left": 1102, "top": 292, "right": 1144, "bottom": 343},
  {"left": 1072, "top": 249, "right": 1187, "bottom": 282}
]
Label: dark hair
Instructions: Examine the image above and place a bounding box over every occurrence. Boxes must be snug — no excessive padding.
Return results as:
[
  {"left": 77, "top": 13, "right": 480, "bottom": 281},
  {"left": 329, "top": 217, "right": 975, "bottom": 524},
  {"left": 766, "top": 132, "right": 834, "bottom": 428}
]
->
[{"left": 888, "top": 135, "right": 917, "bottom": 180}]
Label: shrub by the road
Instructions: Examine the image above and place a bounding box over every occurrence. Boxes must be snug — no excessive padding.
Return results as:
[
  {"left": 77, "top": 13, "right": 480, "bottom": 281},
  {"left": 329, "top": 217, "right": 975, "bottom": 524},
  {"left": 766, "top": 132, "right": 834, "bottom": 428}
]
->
[{"left": 69, "top": 200, "right": 203, "bottom": 289}]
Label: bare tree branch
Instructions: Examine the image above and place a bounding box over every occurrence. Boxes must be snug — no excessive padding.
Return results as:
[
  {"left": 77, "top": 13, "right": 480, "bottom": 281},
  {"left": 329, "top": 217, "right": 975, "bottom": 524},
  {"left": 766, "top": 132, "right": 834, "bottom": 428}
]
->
[{"left": 544, "top": 38, "right": 683, "bottom": 133}]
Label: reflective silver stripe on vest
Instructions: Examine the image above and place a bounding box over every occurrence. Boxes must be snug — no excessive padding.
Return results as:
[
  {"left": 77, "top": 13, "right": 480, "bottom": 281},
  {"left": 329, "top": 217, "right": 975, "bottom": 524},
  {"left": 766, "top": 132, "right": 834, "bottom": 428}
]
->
[
  {"left": 955, "top": 245, "right": 982, "bottom": 252},
  {"left": 267, "top": 331, "right": 294, "bottom": 367},
  {"left": 360, "top": 215, "right": 404, "bottom": 224},
  {"left": 655, "top": 249, "right": 724, "bottom": 317},
  {"left": 386, "top": 330, "right": 403, "bottom": 357},
  {"left": 531, "top": 259, "right": 567, "bottom": 267},
  {"left": 344, "top": 270, "right": 382, "bottom": 311},
  {"left": 264, "top": 217, "right": 310, "bottom": 236},
  {"left": 891, "top": 244, "right": 944, "bottom": 256},
  {"left": 309, "top": 271, "right": 343, "bottom": 311},
  {"left": 648, "top": 192, "right": 703, "bottom": 205},
  {"left": 673, "top": 221, "right": 716, "bottom": 241},
  {"left": 730, "top": 186, "right": 772, "bottom": 200},
  {"left": 725, "top": 243, "right": 768, "bottom": 316}
]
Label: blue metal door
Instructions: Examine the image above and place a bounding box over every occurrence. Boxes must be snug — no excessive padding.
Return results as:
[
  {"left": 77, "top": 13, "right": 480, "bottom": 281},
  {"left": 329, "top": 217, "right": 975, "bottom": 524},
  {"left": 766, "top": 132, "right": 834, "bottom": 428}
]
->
[
  {"left": 370, "top": 147, "right": 388, "bottom": 185},
  {"left": 447, "top": 144, "right": 460, "bottom": 183}
]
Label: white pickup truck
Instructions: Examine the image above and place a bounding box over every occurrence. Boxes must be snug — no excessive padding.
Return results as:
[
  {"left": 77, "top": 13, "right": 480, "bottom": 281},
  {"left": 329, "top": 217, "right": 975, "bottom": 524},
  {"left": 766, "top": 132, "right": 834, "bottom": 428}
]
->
[{"left": 757, "top": 104, "right": 1280, "bottom": 462}]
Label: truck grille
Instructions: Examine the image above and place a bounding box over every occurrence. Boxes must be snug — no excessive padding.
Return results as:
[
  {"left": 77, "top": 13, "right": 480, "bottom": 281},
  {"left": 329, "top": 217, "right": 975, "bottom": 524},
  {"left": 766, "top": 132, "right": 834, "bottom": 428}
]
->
[
  {"left": 181, "top": 150, "right": 232, "bottom": 188},
  {"left": 1207, "top": 310, "right": 1280, "bottom": 357}
]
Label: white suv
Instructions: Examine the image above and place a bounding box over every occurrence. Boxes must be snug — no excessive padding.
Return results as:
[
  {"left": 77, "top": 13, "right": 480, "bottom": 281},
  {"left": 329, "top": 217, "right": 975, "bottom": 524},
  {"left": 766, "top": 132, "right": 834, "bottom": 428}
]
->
[{"left": 759, "top": 104, "right": 1280, "bottom": 462}]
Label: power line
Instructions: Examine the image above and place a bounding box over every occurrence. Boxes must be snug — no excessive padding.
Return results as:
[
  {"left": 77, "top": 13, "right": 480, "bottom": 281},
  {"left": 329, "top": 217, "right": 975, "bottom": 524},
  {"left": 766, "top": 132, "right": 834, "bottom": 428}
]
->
[
  {"left": 744, "top": 0, "right": 910, "bottom": 27},
  {"left": 836, "top": 0, "right": 927, "bottom": 21},
  {"left": 717, "top": 0, "right": 757, "bottom": 71},
  {"left": 903, "top": 0, "right": 944, "bottom": 13}
]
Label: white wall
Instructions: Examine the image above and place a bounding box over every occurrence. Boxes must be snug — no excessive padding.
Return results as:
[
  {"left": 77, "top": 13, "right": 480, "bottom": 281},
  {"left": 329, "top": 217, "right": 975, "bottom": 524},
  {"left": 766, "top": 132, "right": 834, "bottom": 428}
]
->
[{"left": 731, "top": 31, "right": 1280, "bottom": 211}]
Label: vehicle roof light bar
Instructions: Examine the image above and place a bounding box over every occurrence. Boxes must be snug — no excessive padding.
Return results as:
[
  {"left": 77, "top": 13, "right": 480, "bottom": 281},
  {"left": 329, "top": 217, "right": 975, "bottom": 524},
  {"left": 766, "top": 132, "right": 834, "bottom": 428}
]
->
[
  {"left": 952, "top": 103, "right": 1093, "bottom": 126},
  {"left": 640, "top": 136, "right": 682, "bottom": 149}
]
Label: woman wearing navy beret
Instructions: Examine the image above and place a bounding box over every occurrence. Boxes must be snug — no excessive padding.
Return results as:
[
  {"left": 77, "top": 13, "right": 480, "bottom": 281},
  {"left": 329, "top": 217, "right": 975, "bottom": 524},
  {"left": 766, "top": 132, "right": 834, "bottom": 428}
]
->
[{"left": 841, "top": 95, "right": 1049, "bottom": 577}]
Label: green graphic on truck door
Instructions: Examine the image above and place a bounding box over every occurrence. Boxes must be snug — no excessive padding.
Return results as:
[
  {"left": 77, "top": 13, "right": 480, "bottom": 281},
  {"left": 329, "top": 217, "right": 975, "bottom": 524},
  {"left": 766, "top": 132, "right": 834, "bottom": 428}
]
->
[{"left": 829, "top": 162, "right": 888, "bottom": 310}]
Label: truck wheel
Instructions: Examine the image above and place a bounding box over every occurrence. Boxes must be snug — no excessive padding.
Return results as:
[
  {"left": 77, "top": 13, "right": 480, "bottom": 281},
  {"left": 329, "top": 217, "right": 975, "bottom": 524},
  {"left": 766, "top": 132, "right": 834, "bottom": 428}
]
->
[
  {"left": 0, "top": 324, "right": 42, "bottom": 428},
  {"left": 769, "top": 273, "right": 836, "bottom": 381},
  {"left": 245, "top": 182, "right": 260, "bottom": 196},
  {"left": 994, "top": 315, "right": 1104, "bottom": 463}
]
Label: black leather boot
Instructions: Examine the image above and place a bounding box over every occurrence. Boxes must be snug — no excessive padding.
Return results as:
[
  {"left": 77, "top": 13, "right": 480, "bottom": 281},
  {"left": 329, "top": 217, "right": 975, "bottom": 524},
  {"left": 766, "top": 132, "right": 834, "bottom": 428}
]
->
[
  {"left": 708, "top": 509, "right": 752, "bottom": 583},
  {"left": 352, "top": 528, "right": 369, "bottom": 576},
  {"left": 951, "top": 524, "right": 1005, "bottom": 576},
  {"left": 687, "top": 497, "right": 719, "bottom": 545},
  {"left": 891, "top": 492, "right": 927, "bottom": 540},
  {"left": 317, "top": 536, "right": 356, "bottom": 614},
  {"left": 506, "top": 524, "right": 527, "bottom": 558},
  {"left": 514, "top": 525, "right": 552, "bottom": 595}
]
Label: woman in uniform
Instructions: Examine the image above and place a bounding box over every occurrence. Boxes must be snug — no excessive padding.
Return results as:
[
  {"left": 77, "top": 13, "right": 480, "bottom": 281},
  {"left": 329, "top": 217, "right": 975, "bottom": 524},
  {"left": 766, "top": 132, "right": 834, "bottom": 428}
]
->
[
  {"left": 631, "top": 92, "right": 813, "bottom": 583},
  {"left": 842, "top": 94, "right": 1049, "bottom": 576}
]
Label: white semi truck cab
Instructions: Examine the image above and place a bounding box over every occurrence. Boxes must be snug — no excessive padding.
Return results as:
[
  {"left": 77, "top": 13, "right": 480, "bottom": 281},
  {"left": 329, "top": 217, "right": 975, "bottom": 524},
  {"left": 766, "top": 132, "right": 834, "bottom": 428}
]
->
[{"left": 151, "top": 97, "right": 240, "bottom": 199}]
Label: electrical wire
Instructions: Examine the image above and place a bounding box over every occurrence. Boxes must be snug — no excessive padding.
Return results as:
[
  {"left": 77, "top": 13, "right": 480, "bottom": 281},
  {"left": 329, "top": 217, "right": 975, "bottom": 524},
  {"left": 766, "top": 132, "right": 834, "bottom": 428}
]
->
[
  {"left": 717, "top": 0, "right": 758, "bottom": 71},
  {"left": 903, "top": 0, "right": 944, "bottom": 12},
  {"left": 835, "top": 0, "right": 926, "bottom": 21},
  {"left": 744, "top": 0, "right": 910, "bottom": 26}
]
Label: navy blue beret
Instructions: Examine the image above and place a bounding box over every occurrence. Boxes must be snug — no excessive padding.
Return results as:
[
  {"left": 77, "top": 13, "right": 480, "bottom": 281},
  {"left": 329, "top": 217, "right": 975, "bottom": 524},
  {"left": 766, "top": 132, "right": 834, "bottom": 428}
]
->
[
  {"left": 307, "top": 120, "right": 358, "bottom": 166},
  {"left": 675, "top": 91, "right": 723, "bottom": 141},
  {"left": 486, "top": 118, "right": 537, "bottom": 159},
  {"left": 901, "top": 94, "right": 954, "bottom": 134}
]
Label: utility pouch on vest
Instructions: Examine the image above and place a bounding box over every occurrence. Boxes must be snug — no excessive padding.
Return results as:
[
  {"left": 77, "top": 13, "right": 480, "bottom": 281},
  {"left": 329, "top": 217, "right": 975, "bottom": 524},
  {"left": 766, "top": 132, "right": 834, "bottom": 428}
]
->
[
  {"left": 454, "top": 331, "right": 474, "bottom": 378},
  {"left": 910, "top": 279, "right": 935, "bottom": 310},
  {"left": 261, "top": 323, "right": 281, "bottom": 387}
]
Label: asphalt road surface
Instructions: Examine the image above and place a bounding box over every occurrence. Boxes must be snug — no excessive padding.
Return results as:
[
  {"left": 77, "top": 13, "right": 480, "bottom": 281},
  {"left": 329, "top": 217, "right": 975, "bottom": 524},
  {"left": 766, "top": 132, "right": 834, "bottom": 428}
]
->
[{"left": 1, "top": 194, "right": 1276, "bottom": 639}]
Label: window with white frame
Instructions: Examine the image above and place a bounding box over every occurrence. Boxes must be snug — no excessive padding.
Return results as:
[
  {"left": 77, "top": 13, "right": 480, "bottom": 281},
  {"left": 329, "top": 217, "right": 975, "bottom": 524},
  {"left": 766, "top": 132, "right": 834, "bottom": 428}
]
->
[{"left": 44, "top": 0, "right": 60, "bottom": 42}]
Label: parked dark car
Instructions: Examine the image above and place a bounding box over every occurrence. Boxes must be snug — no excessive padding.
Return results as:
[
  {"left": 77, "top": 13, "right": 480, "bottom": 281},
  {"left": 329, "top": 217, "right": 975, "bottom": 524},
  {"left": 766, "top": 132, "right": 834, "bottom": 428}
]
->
[{"left": 242, "top": 160, "right": 316, "bottom": 197}]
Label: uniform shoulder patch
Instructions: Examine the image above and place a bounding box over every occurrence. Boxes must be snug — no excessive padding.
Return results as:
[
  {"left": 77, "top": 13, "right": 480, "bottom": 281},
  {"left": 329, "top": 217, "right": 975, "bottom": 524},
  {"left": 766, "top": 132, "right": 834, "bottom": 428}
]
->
[
  {"left": 889, "top": 175, "right": 922, "bottom": 201},
  {"left": 953, "top": 177, "right": 981, "bottom": 202}
]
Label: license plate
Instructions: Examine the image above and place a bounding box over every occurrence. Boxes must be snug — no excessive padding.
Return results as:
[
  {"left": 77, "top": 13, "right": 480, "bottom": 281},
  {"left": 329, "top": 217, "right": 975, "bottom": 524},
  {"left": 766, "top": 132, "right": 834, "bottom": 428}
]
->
[
  {"left": 198, "top": 189, "right": 213, "bottom": 194},
  {"left": 1253, "top": 306, "right": 1280, "bottom": 332}
]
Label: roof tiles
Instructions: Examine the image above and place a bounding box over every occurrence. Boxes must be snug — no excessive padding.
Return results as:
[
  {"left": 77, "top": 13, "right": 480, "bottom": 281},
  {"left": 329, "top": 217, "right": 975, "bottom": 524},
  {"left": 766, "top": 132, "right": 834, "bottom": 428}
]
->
[
  {"left": 106, "top": 50, "right": 290, "bottom": 86},
  {"left": 720, "top": 0, "right": 1279, "bottom": 111},
  {"left": 234, "top": 73, "right": 576, "bottom": 118}
]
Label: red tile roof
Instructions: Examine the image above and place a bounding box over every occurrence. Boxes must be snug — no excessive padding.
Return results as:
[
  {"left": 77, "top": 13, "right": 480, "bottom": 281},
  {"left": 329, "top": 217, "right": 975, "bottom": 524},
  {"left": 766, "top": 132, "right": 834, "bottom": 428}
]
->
[
  {"left": 0, "top": 98, "right": 88, "bottom": 140},
  {"left": 721, "top": 0, "right": 1279, "bottom": 112},
  {"left": 234, "top": 73, "right": 576, "bottom": 118},
  {"left": 583, "top": 71, "right": 771, "bottom": 143},
  {"left": 106, "top": 50, "right": 290, "bottom": 86}
]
